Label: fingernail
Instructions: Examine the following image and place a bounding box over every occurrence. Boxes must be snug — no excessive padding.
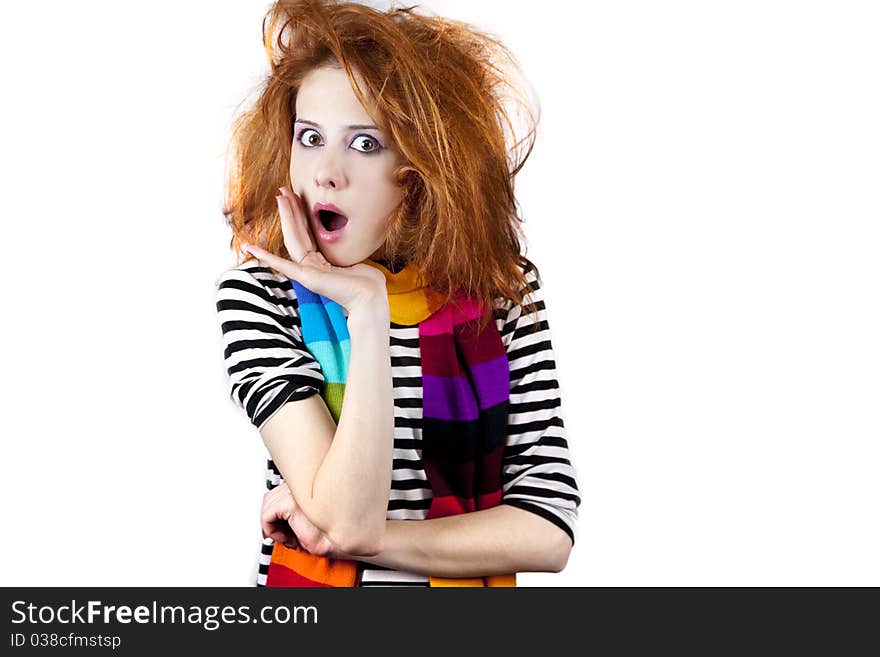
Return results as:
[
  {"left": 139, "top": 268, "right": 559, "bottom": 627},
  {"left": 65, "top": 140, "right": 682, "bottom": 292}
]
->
[{"left": 276, "top": 194, "right": 283, "bottom": 203}]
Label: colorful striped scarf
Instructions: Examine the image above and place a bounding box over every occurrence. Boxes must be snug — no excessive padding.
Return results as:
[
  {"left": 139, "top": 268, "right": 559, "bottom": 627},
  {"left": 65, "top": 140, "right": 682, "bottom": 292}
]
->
[{"left": 265, "top": 259, "right": 515, "bottom": 587}]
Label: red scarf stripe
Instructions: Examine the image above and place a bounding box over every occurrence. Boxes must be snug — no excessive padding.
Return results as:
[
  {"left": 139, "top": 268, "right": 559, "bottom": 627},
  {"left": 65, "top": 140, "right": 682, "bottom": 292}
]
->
[{"left": 265, "top": 563, "right": 333, "bottom": 587}]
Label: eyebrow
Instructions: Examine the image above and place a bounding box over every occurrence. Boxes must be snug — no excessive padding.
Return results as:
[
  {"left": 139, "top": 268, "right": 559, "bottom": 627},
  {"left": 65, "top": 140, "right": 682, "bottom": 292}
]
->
[{"left": 294, "top": 118, "right": 379, "bottom": 131}]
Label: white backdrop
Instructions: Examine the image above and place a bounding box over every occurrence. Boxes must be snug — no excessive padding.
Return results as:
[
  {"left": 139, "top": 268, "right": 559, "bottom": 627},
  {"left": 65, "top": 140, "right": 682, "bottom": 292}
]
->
[{"left": 1, "top": 1, "right": 878, "bottom": 586}]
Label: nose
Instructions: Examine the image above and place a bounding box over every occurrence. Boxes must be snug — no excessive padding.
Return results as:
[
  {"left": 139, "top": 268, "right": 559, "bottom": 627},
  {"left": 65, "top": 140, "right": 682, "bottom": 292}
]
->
[{"left": 313, "top": 149, "right": 348, "bottom": 190}]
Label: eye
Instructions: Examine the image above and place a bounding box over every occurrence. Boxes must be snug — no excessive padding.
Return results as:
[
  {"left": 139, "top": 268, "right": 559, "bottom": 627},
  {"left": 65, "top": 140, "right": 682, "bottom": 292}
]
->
[
  {"left": 296, "top": 128, "right": 322, "bottom": 147},
  {"left": 351, "top": 134, "right": 382, "bottom": 154}
]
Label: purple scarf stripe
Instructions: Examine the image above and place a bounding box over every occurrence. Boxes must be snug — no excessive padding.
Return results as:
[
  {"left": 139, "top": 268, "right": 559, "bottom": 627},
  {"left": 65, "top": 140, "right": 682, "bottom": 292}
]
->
[
  {"left": 421, "top": 355, "right": 509, "bottom": 421},
  {"left": 468, "top": 355, "right": 510, "bottom": 409},
  {"left": 422, "top": 375, "right": 479, "bottom": 421}
]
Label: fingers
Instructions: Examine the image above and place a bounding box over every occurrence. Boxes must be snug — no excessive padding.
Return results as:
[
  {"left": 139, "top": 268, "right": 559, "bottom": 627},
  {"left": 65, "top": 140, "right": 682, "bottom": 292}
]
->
[
  {"left": 259, "top": 503, "right": 288, "bottom": 543},
  {"left": 243, "top": 242, "right": 304, "bottom": 281},
  {"left": 242, "top": 243, "right": 352, "bottom": 306},
  {"left": 242, "top": 238, "right": 381, "bottom": 316},
  {"left": 259, "top": 484, "right": 325, "bottom": 555},
  {"left": 277, "top": 187, "right": 316, "bottom": 263},
  {"left": 268, "top": 522, "right": 298, "bottom": 548},
  {"left": 243, "top": 242, "right": 331, "bottom": 284},
  {"left": 259, "top": 484, "right": 341, "bottom": 557},
  {"left": 260, "top": 484, "right": 298, "bottom": 544},
  {"left": 262, "top": 518, "right": 296, "bottom": 546}
]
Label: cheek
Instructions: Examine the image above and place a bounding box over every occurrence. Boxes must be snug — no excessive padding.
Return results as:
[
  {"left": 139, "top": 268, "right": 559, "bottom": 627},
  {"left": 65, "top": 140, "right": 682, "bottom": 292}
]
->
[
  {"left": 359, "top": 163, "right": 403, "bottom": 217},
  {"left": 289, "top": 149, "right": 315, "bottom": 184},
  {"left": 289, "top": 156, "right": 304, "bottom": 184}
]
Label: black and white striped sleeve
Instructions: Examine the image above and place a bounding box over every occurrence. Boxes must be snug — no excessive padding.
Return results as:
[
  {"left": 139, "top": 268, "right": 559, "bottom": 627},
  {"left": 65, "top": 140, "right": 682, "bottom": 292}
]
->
[
  {"left": 215, "top": 265, "right": 324, "bottom": 431},
  {"left": 498, "top": 264, "right": 581, "bottom": 546}
]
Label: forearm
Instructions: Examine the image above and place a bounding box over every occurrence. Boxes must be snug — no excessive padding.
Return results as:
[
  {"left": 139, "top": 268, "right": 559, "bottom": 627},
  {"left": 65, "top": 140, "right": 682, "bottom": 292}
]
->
[
  {"left": 310, "top": 303, "right": 393, "bottom": 552},
  {"left": 353, "top": 505, "right": 572, "bottom": 577}
]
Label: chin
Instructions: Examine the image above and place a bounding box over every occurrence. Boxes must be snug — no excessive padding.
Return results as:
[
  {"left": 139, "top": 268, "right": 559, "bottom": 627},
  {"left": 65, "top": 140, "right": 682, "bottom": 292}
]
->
[{"left": 319, "top": 247, "right": 364, "bottom": 268}]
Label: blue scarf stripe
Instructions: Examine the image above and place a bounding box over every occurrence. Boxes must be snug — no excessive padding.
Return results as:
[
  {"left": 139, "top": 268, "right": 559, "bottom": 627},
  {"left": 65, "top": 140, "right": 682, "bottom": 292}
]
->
[{"left": 291, "top": 280, "right": 352, "bottom": 384}]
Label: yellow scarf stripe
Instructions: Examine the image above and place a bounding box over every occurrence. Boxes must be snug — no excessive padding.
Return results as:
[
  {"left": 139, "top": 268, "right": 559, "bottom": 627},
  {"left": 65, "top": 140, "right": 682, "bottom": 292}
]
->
[{"left": 363, "top": 259, "right": 446, "bottom": 325}]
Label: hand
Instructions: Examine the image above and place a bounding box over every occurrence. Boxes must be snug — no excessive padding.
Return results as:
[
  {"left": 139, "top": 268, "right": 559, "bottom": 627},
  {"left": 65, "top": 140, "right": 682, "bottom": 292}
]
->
[
  {"left": 260, "top": 483, "right": 348, "bottom": 558},
  {"left": 243, "top": 186, "right": 388, "bottom": 316}
]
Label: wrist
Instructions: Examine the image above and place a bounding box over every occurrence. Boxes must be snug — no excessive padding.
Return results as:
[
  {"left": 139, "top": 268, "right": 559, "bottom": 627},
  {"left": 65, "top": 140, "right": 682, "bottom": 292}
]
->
[{"left": 348, "top": 289, "right": 390, "bottom": 327}]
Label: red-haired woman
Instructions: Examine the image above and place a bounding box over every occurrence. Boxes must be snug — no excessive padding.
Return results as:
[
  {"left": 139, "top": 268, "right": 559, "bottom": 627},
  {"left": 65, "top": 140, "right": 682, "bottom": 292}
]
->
[{"left": 215, "top": 0, "right": 580, "bottom": 587}]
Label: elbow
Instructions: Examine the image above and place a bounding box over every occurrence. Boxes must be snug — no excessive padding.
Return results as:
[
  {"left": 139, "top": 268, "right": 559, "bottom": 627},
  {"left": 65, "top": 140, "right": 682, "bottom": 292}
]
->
[
  {"left": 544, "top": 527, "right": 573, "bottom": 573},
  {"left": 549, "top": 542, "right": 572, "bottom": 573}
]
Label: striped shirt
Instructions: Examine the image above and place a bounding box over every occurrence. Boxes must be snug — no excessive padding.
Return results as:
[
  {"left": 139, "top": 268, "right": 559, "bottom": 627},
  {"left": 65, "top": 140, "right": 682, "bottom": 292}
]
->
[{"left": 215, "top": 259, "right": 580, "bottom": 586}]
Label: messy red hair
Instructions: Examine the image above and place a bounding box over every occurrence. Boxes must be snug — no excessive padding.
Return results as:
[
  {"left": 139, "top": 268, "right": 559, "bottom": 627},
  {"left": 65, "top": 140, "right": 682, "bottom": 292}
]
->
[{"left": 222, "top": 0, "right": 541, "bottom": 328}]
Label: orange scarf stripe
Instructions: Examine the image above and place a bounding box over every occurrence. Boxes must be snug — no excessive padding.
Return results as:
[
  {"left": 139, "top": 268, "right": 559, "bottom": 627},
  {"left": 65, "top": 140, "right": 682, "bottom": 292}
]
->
[
  {"left": 270, "top": 542, "right": 358, "bottom": 587},
  {"left": 429, "top": 574, "right": 516, "bottom": 587}
]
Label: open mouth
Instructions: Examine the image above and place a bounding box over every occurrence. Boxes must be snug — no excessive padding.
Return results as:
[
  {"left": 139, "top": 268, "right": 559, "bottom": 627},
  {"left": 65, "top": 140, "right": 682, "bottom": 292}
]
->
[{"left": 317, "top": 209, "right": 349, "bottom": 232}]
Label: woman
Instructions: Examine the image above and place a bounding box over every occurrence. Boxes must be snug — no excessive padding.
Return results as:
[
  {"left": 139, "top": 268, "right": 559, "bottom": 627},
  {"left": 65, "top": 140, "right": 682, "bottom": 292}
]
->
[{"left": 215, "top": 0, "right": 580, "bottom": 587}]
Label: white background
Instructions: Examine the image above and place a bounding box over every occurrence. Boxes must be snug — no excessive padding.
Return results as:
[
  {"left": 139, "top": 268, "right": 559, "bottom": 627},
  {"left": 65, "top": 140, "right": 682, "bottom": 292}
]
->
[{"left": 1, "top": 1, "right": 878, "bottom": 586}]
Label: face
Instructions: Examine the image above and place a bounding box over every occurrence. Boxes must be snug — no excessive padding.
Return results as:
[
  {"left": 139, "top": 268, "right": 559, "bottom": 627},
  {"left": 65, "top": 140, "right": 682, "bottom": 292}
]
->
[{"left": 289, "top": 65, "right": 403, "bottom": 266}]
